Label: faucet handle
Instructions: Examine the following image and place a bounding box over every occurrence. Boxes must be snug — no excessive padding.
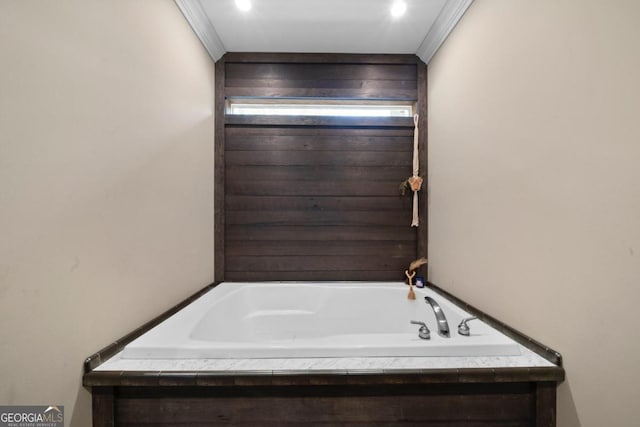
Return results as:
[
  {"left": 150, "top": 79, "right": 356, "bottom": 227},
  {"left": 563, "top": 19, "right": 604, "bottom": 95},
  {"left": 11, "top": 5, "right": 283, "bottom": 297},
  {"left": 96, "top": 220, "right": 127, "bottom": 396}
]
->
[
  {"left": 410, "top": 320, "right": 430, "bottom": 340},
  {"left": 457, "top": 317, "right": 478, "bottom": 336}
]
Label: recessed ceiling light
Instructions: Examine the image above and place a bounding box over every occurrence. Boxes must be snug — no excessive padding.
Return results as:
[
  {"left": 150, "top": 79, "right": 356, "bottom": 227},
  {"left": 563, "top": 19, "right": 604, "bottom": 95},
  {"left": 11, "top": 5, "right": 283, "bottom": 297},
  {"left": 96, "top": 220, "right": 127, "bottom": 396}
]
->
[
  {"left": 235, "top": 0, "right": 251, "bottom": 12},
  {"left": 390, "top": 1, "right": 407, "bottom": 18}
]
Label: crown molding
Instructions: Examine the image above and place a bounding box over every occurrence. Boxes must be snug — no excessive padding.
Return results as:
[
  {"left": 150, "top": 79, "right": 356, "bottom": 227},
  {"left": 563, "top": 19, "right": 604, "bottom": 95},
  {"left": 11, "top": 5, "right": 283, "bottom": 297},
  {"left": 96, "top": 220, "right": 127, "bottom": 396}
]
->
[
  {"left": 175, "top": 0, "right": 471, "bottom": 65},
  {"left": 416, "top": 0, "right": 474, "bottom": 64},
  {"left": 175, "top": 0, "right": 226, "bottom": 62}
]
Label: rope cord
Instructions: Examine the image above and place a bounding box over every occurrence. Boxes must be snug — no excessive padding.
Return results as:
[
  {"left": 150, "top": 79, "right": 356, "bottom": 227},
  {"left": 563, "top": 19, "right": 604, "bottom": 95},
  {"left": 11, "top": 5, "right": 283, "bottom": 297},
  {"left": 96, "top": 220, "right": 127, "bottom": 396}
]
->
[{"left": 410, "top": 114, "right": 421, "bottom": 227}]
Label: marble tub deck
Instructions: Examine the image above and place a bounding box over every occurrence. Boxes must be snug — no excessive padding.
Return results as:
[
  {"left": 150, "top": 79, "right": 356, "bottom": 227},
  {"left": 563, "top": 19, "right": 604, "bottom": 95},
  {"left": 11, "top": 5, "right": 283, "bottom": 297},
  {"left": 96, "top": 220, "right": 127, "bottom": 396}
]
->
[{"left": 95, "top": 342, "right": 554, "bottom": 374}]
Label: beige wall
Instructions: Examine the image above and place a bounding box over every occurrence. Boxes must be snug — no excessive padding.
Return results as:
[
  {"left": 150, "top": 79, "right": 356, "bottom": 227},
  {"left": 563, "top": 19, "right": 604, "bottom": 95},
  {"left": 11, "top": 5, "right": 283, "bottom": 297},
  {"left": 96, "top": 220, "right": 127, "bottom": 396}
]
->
[
  {"left": 428, "top": 0, "right": 640, "bottom": 426},
  {"left": 0, "top": 1, "right": 215, "bottom": 425}
]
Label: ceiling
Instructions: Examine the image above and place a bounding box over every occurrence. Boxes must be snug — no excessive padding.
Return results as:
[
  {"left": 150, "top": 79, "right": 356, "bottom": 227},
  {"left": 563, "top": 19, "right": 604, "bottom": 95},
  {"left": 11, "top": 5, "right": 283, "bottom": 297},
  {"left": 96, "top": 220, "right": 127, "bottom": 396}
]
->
[{"left": 175, "top": 0, "right": 473, "bottom": 64}]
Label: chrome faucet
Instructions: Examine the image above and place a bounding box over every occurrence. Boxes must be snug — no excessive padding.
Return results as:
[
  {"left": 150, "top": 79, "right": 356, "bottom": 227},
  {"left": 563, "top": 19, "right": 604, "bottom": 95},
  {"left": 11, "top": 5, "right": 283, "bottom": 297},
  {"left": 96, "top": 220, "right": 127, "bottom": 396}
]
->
[{"left": 424, "top": 296, "right": 450, "bottom": 337}]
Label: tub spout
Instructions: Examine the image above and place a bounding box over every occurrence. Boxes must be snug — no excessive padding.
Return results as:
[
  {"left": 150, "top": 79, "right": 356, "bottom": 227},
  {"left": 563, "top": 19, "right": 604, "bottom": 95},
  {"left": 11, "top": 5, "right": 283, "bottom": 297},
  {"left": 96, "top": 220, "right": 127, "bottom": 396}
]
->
[{"left": 424, "top": 296, "right": 450, "bottom": 338}]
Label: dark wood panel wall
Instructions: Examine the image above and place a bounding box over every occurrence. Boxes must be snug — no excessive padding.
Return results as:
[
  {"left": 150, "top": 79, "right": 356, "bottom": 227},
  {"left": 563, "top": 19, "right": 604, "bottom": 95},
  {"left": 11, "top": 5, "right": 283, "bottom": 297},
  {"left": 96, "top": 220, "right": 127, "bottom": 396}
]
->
[{"left": 215, "top": 53, "right": 427, "bottom": 282}]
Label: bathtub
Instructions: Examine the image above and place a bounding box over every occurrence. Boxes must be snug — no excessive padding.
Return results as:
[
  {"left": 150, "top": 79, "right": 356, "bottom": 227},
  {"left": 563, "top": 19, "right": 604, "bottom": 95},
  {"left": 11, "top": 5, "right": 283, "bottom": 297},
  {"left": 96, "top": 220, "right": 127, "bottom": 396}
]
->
[{"left": 122, "top": 282, "right": 521, "bottom": 359}]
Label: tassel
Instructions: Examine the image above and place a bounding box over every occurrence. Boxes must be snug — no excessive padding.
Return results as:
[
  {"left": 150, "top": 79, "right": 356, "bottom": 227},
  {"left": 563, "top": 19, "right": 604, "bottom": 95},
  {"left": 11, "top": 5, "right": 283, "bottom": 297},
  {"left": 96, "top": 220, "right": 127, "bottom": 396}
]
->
[{"left": 405, "top": 270, "right": 416, "bottom": 300}]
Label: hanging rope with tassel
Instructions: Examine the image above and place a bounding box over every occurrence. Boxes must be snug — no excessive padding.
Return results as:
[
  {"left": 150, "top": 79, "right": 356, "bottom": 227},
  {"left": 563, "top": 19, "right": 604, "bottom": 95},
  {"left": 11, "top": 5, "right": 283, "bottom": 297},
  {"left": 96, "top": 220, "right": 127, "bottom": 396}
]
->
[{"left": 407, "top": 114, "right": 423, "bottom": 227}]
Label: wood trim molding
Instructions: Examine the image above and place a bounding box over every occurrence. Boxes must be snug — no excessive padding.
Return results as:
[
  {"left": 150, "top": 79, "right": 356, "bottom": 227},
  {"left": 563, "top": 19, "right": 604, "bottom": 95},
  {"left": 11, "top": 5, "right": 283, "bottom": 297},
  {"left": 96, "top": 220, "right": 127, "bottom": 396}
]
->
[
  {"left": 222, "top": 52, "right": 420, "bottom": 64},
  {"left": 416, "top": 60, "right": 428, "bottom": 262},
  {"left": 428, "top": 281, "right": 564, "bottom": 367},
  {"left": 174, "top": 0, "right": 226, "bottom": 61},
  {"left": 416, "top": 0, "right": 474, "bottom": 64},
  {"left": 83, "top": 283, "right": 217, "bottom": 372},
  {"left": 214, "top": 57, "right": 226, "bottom": 282},
  {"left": 84, "top": 367, "right": 564, "bottom": 388}
]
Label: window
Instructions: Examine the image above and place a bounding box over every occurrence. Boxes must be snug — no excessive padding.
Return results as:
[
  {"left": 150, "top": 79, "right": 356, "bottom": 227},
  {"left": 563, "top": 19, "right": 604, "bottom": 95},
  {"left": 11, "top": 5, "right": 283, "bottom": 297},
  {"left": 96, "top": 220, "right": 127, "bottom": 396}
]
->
[{"left": 226, "top": 99, "right": 413, "bottom": 118}]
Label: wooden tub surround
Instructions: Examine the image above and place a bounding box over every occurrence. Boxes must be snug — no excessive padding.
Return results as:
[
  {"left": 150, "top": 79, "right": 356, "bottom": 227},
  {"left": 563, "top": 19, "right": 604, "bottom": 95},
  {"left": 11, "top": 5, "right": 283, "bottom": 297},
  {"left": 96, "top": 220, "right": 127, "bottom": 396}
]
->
[{"left": 84, "top": 281, "right": 564, "bottom": 426}]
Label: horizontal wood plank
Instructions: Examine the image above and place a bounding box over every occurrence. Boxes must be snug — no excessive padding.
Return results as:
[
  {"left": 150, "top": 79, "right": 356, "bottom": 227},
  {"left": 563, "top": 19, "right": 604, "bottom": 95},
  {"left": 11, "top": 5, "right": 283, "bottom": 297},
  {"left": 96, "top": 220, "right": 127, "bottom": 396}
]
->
[
  {"left": 226, "top": 126, "right": 414, "bottom": 137},
  {"left": 226, "top": 255, "right": 408, "bottom": 272},
  {"left": 222, "top": 52, "right": 420, "bottom": 64},
  {"left": 225, "top": 87, "right": 417, "bottom": 99},
  {"left": 226, "top": 180, "right": 406, "bottom": 197},
  {"left": 222, "top": 52, "right": 423, "bottom": 64},
  {"left": 225, "top": 115, "right": 414, "bottom": 128},
  {"left": 225, "top": 63, "right": 417, "bottom": 82},
  {"left": 226, "top": 271, "right": 405, "bottom": 281},
  {"left": 226, "top": 77, "right": 417, "bottom": 89},
  {"left": 116, "top": 393, "right": 531, "bottom": 424},
  {"left": 119, "top": 423, "right": 530, "bottom": 427},
  {"left": 226, "top": 226, "right": 416, "bottom": 241},
  {"left": 226, "top": 210, "right": 411, "bottom": 226},
  {"left": 225, "top": 150, "right": 411, "bottom": 166},
  {"left": 226, "top": 166, "right": 409, "bottom": 182},
  {"left": 226, "top": 135, "right": 412, "bottom": 152},
  {"left": 225, "top": 240, "right": 416, "bottom": 257},
  {"left": 226, "top": 196, "right": 412, "bottom": 211},
  {"left": 222, "top": 272, "right": 411, "bottom": 285}
]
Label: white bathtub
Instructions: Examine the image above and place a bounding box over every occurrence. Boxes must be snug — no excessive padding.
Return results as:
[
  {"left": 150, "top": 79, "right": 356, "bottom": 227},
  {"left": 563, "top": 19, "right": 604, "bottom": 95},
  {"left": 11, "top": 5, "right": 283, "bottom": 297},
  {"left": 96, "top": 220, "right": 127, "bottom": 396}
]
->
[{"left": 122, "top": 282, "right": 521, "bottom": 359}]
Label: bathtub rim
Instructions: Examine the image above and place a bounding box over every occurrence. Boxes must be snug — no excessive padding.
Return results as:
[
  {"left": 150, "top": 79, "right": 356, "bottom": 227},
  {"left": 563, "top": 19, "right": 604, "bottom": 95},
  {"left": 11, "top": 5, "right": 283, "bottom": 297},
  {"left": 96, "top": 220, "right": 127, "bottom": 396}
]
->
[{"left": 83, "top": 280, "right": 564, "bottom": 385}]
